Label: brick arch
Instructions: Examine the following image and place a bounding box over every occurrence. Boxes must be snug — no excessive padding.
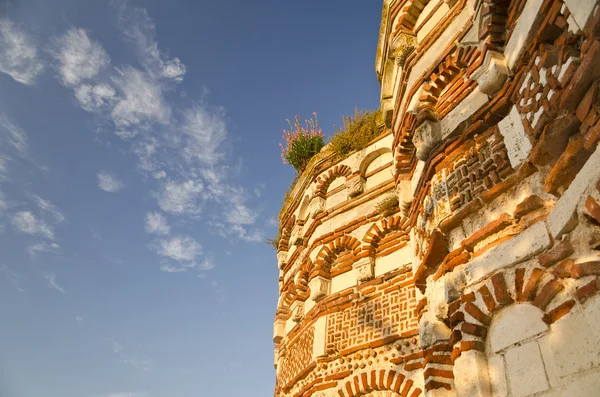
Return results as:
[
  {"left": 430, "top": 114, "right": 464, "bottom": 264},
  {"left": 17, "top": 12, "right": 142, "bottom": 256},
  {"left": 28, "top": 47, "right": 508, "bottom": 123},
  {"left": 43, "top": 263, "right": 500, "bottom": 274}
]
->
[
  {"left": 314, "top": 165, "right": 352, "bottom": 198},
  {"left": 311, "top": 236, "right": 362, "bottom": 280},
  {"left": 335, "top": 369, "right": 422, "bottom": 397},
  {"left": 393, "top": 0, "right": 434, "bottom": 34},
  {"left": 447, "top": 267, "right": 579, "bottom": 361},
  {"left": 278, "top": 215, "right": 296, "bottom": 252},
  {"left": 416, "top": 46, "right": 479, "bottom": 123},
  {"left": 362, "top": 215, "right": 411, "bottom": 257}
]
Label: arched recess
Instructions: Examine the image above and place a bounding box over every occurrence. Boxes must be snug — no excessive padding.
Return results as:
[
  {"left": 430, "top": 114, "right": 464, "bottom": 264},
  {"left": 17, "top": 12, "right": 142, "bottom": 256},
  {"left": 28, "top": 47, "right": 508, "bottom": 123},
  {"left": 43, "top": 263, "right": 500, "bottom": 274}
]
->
[
  {"left": 415, "top": 45, "right": 479, "bottom": 123},
  {"left": 311, "top": 236, "right": 362, "bottom": 280},
  {"left": 314, "top": 164, "right": 352, "bottom": 198},
  {"left": 298, "top": 194, "right": 311, "bottom": 222},
  {"left": 278, "top": 215, "right": 296, "bottom": 252},
  {"left": 335, "top": 369, "right": 423, "bottom": 397},
  {"left": 362, "top": 215, "right": 411, "bottom": 277},
  {"left": 446, "top": 267, "right": 580, "bottom": 396},
  {"left": 360, "top": 148, "right": 394, "bottom": 190}
]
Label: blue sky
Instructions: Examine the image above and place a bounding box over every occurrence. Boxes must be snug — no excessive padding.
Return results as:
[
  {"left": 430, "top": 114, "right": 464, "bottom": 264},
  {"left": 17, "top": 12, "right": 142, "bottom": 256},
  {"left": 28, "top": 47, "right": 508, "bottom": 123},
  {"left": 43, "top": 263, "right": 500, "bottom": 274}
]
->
[{"left": 0, "top": 1, "right": 381, "bottom": 396}]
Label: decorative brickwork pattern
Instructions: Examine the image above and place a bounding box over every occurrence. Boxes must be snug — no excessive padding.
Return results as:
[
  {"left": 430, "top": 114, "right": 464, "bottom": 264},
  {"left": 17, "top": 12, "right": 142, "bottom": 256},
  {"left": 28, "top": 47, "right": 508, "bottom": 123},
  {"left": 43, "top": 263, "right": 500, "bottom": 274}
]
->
[
  {"left": 413, "top": 127, "right": 513, "bottom": 261},
  {"left": 278, "top": 326, "right": 315, "bottom": 388},
  {"left": 326, "top": 275, "right": 418, "bottom": 354}
]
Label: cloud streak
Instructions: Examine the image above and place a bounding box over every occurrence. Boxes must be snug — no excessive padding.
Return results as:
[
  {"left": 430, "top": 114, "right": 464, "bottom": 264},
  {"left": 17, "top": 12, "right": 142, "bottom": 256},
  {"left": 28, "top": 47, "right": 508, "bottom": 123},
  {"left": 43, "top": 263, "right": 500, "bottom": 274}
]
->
[
  {"left": 44, "top": 273, "right": 66, "bottom": 294},
  {"left": 52, "top": 28, "right": 110, "bottom": 87},
  {"left": 113, "top": 0, "right": 186, "bottom": 82},
  {"left": 144, "top": 211, "right": 170, "bottom": 235},
  {"left": 97, "top": 171, "right": 124, "bottom": 192},
  {"left": 0, "top": 19, "right": 44, "bottom": 85},
  {"left": 12, "top": 211, "right": 55, "bottom": 240}
]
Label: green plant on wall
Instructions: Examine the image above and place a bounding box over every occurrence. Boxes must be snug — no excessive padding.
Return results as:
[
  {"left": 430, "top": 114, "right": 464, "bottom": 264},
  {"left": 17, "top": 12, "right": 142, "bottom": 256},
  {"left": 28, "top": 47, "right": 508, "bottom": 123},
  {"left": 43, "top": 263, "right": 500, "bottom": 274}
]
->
[
  {"left": 330, "top": 108, "right": 381, "bottom": 158},
  {"left": 280, "top": 113, "right": 325, "bottom": 173},
  {"left": 375, "top": 194, "right": 399, "bottom": 216}
]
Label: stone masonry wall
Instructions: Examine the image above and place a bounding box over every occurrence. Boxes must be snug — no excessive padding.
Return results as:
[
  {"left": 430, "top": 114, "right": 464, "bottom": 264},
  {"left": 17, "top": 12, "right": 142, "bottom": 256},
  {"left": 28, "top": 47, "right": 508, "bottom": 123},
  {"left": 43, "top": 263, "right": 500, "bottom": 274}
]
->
[{"left": 273, "top": 0, "right": 600, "bottom": 396}]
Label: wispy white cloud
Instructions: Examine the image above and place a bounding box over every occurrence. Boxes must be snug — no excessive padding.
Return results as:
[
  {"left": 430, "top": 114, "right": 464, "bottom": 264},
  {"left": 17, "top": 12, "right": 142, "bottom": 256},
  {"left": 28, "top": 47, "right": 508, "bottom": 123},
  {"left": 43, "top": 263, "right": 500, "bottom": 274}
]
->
[
  {"left": 144, "top": 211, "right": 170, "bottom": 235},
  {"left": 28, "top": 241, "right": 61, "bottom": 258},
  {"left": 105, "top": 256, "right": 123, "bottom": 264},
  {"left": 110, "top": 67, "right": 170, "bottom": 134},
  {"left": 51, "top": 28, "right": 110, "bottom": 87},
  {"left": 113, "top": 0, "right": 186, "bottom": 82},
  {"left": 0, "top": 19, "right": 44, "bottom": 85},
  {"left": 106, "top": 338, "right": 152, "bottom": 371},
  {"left": 0, "top": 155, "right": 9, "bottom": 181},
  {"left": 12, "top": 211, "right": 55, "bottom": 240},
  {"left": 0, "top": 113, "right": 30, "bottom": 158},
  {"left": 0, "top": 190, "right": 6, "bottom": 213},
  {"left": 44, "top": 273, "right": 66, "bottom": 294},
  {"left": 180, "top": 106, "right": 227, "bottom": 166},
  {"left": 156, "top": 236, "right": 201, "bottom": 262},
  {"left": 157, "top": 180, "right": 203, "bottom": 214},
  {"left": 1, "top": 264, "right": 25, "bottom": 292},
  {"left": 97, "top": 171, "right": 124, "bottom": 192},
  {"left": 74, "top": 83, "right": 117, "bottom": 112},
  {"left": 32, "top": 195, "right": 66, "bottom": 223}
]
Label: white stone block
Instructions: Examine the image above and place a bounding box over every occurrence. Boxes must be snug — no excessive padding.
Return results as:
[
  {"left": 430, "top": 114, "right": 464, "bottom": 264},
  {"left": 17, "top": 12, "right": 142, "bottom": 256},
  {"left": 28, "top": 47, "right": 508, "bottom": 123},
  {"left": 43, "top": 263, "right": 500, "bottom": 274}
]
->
[
  {"left": 472, "top": 51, "right": 510, "bottom": 96},
  {"left": 273, "top": 318, "right": 286, "bottom": 343},
  {"left": 353, "top": 257, "right": 375, "bottom": 282},
  {"left": 454, "top": 350, "right": 492, "bottom": 397},
  {"left": 504, "top": 0, "right": 545, "bottom": 70},
  {"left": 548, "top": 143, "right": 600, "bottom": 238},
  {"left": 542, "top": 367, "right": 600, "bottom": 397},
  {"left": 488, "top": 303, "right": 548, "bottom": 353},
  {"left": 505, "top": 341, "right": 549, "bottom": 397},
  {"left": 440, "top": 89, "right": 489, "bottom": 139},
  {"left": 497, "top": 106, "right": 533, "bottom": 168},
  {"left": 412, "top": 160, "right": 426, "bottom": 196},
  {"left": 416, "top": 2, "right": 451, "bottom": 43},
  {"left": 564, "top": 0, "right": 597, "bottom": 31},
  {"left": 309, "top": 276, "right": 330, "bottom": 302},
  {"left": 312, "top": 316, "right": 327, "bottom": 359},
  {"left": 487, "top": 355, "right": 508, "bottom": 397},
  {"left": 539, "top": 294, "right": 600, "bottom": 385},
  {"left": 330, "top": 269, "right": 355, "bottom": 295},
  {"left": 374, "top": 246, "right": 411, "bottom": 277},
  {"left": 419, "top": 312, "right": 451, "bottom": 348},
  {"left": 414, "top": 120, "right": 442, "bottom": 161},
  {"left": 464, "top": 222, "right": 551, "bottom": 286}
]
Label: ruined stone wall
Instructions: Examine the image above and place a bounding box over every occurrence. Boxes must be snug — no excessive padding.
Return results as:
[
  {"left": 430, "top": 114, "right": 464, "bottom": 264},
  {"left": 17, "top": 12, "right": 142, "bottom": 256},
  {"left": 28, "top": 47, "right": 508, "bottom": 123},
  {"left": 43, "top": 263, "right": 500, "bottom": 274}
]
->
[{"left": 273, "top": 1, "right": 600, "bottom": 396}]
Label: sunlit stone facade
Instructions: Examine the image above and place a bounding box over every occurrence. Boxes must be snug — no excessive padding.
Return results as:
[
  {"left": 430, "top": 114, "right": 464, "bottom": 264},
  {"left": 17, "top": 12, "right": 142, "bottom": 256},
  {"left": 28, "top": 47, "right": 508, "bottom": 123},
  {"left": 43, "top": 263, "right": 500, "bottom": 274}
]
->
[{"left": 273, "top": 1, "right": 600, "bottom": 396}]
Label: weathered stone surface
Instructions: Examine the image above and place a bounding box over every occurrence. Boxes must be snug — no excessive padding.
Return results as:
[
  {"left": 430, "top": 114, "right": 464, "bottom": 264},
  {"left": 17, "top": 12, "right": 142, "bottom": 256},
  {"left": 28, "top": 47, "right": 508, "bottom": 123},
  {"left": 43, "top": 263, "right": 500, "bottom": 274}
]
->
[
  {"left": 539, "top": 295, "right": 600, "bottom": 383},
  {"left": 489, "top": 303, "right": 548, "bottom": 353},
  {"left": 487, "top": 355, "right": 507, "bottom": 397},
  {"left": 504, "top": 0, "right": 545, "bottom": 70},
  {"left": 312, "top": 315, "right": 327, "bottom": 359},
  {"left": 564, "top": 0, "right": 597, "bottom": 31},
  {"left": 453, "top": 350, "right": 492, "bottom": 397},
  {"left": 497, "top": 106, "right": 534, "bottom": 168},
  {"left": 308, "top": 275, "right": 330, "bottom": 302},
  {"left": 505, "top": 341, "right": 549, "bottom": 397},
  {"left": 464, "top": 222, "right": 551, "bottom": 286},
  {"left": 547, "top": 142, "right": 600, "bottom": 238},
  {"left": 472, "top": 51, "right": 510, "bottom": 96},
  {"left": 419, "top": 312, "right": 451, "bottom": 348},
  {"left": 353, "top": 257, "right": 375, "bottom": 282},
  {"left": 414, "top": 120, "right": 442, "bottom": 161}
]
